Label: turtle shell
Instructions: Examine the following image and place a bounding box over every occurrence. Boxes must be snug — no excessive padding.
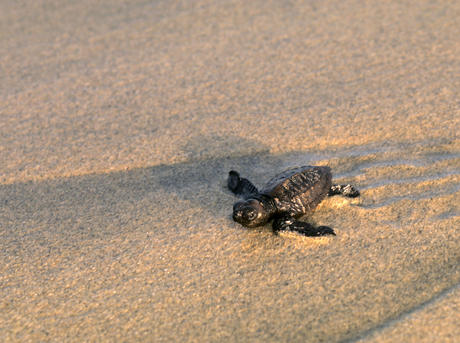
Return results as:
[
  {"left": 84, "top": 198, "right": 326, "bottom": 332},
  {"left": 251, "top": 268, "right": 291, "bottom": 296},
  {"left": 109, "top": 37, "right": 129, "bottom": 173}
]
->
[{"left": 260, "top": 166, "right": 332, "bottom": 216}]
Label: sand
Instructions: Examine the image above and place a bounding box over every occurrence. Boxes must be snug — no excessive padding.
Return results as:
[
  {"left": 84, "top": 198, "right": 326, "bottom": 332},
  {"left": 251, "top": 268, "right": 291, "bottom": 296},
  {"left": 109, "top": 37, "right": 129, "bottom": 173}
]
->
[{"left": 1, "top": 0, "right": 459, "bottom": 342}]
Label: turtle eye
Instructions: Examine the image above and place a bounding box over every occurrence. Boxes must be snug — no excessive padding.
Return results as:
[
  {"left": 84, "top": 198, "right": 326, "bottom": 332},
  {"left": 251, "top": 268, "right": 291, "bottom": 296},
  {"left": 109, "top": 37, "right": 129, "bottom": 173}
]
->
[{"left": 246, "top": 210, "right": 257, "bottom": 220}]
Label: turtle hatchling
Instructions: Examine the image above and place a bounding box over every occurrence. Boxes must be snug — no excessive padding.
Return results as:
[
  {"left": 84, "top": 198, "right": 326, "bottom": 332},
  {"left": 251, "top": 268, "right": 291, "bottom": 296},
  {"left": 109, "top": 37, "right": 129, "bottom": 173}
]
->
[{"left": 228, "top": 166, "right": 359, "bottom": 236}]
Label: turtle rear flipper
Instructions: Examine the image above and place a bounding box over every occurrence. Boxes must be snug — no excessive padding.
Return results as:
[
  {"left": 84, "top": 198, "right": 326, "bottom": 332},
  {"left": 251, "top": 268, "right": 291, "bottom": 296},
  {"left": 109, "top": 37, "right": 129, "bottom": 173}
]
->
[
  {"left": 228, "top": 171, "right": 259, "bottom": 198},
  {"left": 272, "top": 215, "right": 336, "bottom": 236},
  {"left": 328, "top": 184, "right": 360, "bottom": 198}
]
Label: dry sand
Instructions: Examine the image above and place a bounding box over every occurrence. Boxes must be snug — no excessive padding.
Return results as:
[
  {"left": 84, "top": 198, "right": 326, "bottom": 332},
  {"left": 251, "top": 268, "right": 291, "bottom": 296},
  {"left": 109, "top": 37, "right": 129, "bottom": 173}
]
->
[{"left": 1, "top": 0, "right": 459, "bottom": 342}]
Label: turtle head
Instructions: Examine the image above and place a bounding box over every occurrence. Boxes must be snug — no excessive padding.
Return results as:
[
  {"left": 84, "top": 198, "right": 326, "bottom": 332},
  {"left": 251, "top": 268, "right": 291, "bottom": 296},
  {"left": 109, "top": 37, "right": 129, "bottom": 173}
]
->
[{"left": 232, "top": 198, "right": 270, "bottom": 228}]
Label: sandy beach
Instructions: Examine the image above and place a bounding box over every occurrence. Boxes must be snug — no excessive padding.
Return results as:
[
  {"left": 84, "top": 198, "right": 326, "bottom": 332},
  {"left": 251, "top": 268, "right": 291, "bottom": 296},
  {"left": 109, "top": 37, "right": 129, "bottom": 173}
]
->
[{"left": 1, "top": 0, "right": 459, "bottom": 342}]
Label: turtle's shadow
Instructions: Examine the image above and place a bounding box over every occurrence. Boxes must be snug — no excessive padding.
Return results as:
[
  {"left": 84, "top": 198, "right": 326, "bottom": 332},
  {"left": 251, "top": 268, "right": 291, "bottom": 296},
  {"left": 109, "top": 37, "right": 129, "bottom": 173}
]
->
[
  {"left": 0, "top": 137, "right": 283, "bottom": 241},
  {"left": 1, "top": 135, "right": 338, "bottom": 242}
]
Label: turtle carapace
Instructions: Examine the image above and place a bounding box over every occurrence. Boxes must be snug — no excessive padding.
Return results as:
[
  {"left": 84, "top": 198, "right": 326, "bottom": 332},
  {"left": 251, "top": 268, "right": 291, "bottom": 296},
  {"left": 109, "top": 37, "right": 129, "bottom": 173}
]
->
[{"left": 228, "top": 166, "right": 359, "bottom": 236}]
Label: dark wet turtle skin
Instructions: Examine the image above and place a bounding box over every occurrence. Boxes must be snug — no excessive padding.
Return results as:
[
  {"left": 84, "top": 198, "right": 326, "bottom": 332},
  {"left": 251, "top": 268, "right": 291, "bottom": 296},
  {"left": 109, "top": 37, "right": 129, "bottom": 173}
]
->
[{"left": 228, "top": 166, "right": 359, "bottom": 236}]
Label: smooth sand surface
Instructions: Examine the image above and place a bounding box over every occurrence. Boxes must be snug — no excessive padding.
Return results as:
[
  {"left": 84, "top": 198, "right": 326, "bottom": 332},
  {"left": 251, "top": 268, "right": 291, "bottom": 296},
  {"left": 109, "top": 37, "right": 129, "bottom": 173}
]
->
[{"left": 1, "top": 1, "right": 459, "bottom": 342}]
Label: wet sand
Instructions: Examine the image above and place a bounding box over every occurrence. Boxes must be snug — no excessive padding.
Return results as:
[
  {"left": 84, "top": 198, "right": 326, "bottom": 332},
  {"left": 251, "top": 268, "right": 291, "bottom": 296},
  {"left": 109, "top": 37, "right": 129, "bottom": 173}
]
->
[{"left": 1, "top": 0, "right": 459, "bottom": 342}]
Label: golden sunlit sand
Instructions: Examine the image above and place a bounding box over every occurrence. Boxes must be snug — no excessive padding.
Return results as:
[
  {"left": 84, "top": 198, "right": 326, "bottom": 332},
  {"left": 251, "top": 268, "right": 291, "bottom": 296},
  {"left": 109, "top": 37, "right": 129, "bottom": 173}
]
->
[{"left": 1, "top": 1, "right": 459, "bottom": 342}]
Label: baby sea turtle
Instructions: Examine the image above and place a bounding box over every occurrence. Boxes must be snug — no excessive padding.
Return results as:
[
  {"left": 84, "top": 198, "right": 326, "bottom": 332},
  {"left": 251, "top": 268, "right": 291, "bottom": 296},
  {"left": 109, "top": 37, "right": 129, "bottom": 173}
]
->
[{"left": 228, "top": 166, "right": 359, "bottom": 236}]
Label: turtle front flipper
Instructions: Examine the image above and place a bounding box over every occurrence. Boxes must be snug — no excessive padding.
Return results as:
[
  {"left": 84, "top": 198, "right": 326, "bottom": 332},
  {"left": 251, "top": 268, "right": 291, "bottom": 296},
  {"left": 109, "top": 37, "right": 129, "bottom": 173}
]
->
[
  {"left": 228, "top": 171, "right": 259, "bottom": 198},
  {"left": 328, "top": 184, "right": 360, "bottom": 198},
  {"left": 272, "top": 215, "right": 336, "bottom": 236}
]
